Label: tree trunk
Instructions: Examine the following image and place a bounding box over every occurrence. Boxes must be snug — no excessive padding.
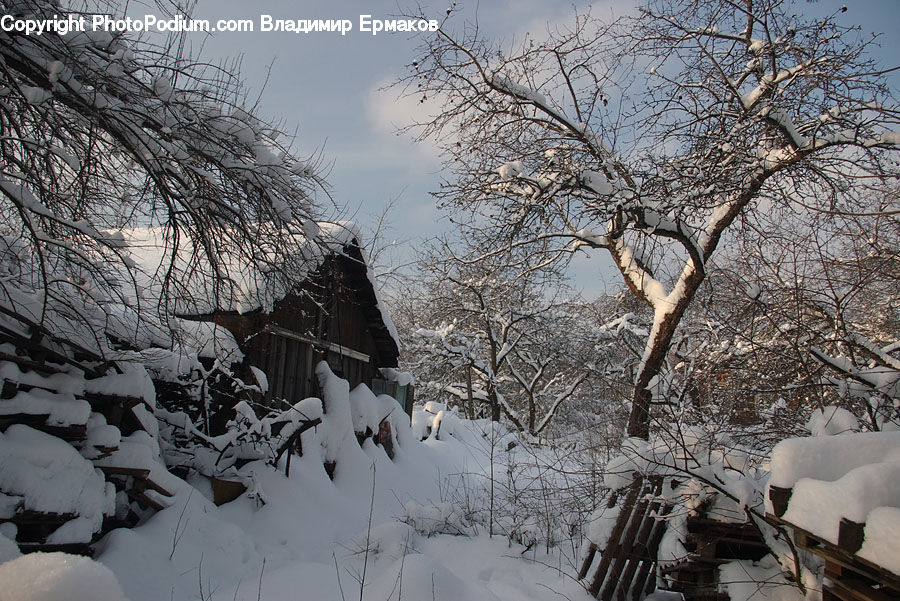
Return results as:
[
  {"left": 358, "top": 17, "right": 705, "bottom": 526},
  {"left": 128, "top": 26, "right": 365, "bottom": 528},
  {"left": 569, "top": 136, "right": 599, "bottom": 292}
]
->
[
  {"left": 488, "top": 388, "right": 500, "bottom": 422},
  {"left": 626, "top": 282, "right": 702, "bottom": 439},
  {"left": 527, "top": 392, "right": 536, "bottom": 433},
  {"left": 465, "top": 364, "right": 475, "bottom": 419}
]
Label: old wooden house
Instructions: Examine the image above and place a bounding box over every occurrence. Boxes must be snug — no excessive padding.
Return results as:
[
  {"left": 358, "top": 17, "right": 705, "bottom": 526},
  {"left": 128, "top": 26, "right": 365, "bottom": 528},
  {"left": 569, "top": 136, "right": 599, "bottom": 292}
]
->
[
  {"left": 126, "top": 222, "right": 411, "bottom": 424},
  {"left": 186, "top": 225, "right": 408, "bottom": 413},
  {"left": 196, "top": 238, "right": 402, "bottom": 406}
]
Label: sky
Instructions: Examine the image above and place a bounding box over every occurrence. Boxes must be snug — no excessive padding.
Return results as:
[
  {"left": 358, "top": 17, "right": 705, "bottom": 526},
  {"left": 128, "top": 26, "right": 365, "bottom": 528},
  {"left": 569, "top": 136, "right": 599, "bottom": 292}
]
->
[{"left": 143, "top": 0, "right": 900, "bottom": 297}]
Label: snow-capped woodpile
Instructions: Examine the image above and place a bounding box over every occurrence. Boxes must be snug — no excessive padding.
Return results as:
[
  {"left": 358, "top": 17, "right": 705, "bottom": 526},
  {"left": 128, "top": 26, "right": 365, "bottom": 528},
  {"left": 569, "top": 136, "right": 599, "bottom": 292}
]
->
[
  {"left": 0, "top": 330, "right": 177, "bottom": 554},
  {"left": 577, "top": 429, "right": 818, "bottom": 601},
  {"left": 0, "top": 312, "right": 413, "bottom": 555},
  {"left": 767, "top": 429, "right": 900, "bottom": 599}
]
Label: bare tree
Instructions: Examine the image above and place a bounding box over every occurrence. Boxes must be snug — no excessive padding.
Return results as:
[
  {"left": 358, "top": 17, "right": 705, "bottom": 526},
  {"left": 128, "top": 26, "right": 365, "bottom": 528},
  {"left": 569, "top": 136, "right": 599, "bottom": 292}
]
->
[
  {"left": 400, "top": 0, "right": 900, "bottom": 439},
  {"left": 716, "top": 190, "right": 900, "bottom": 431},
  {"left": 407, "top": 242, "right": 561, "bottom": 427}
]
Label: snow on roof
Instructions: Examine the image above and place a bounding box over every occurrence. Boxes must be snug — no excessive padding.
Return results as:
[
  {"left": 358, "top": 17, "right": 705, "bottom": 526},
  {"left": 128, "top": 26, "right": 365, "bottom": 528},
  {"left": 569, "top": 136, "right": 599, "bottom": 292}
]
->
[
  {"left": 768, "top": 430, "right": 900, "bottom": 574},
  {"left": 123, "top": 220, "right": 399, "bottom": 348},
  {"left": 121, "top": 223, "right": 328, "bottom": 316}
]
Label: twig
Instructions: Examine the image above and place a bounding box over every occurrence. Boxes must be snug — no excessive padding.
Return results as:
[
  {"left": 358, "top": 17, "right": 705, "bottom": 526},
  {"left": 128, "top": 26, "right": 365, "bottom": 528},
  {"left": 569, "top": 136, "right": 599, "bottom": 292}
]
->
[
  {"left": 359, "top": 462, "right": 377, "bottom": 601},
  {"left": 257, "top": 557, "right": 266, "bottom": 601},
  {"left": 169, "top": 488, "right": 194, "bottom": 561},
  {"left": 333, "top": 552, "right": 347, "bottom": 601}
]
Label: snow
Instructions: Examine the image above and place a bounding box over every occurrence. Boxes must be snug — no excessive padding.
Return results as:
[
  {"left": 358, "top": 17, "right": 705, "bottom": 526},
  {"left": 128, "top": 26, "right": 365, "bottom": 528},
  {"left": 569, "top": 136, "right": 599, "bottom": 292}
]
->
[
  {"left": 122, "top": 220, "right": 399, "bottom": 353},
  {"left": 175, "top": 319, "right": 243, "bottom": 362},
  {"left": 581, "top": 169, "right": 613, "bottom": 195},
  {"left": 94, "top": 432, "right": 181, "bottom": 503},
  {"left": 857, "top": 506, "right": 900, "bottom": 575},
  {"left": 21, "top": 86, "right": 52, "bottom": 105},
  {"left": 770, "top": 430, "right": 900, "bottom": 568},
  {"left": 315, "top": 361, "right": 355, "bottom": 464},
  {"left": 603, "top": 437, "right": 650, "bottom": 490},
  {"left": 0, "top": 425, "right": 110, "bottom": 540},
  {"left": 0, "top": 371, "right": 595, "bottom": 601},
  {"left": 363, "top": 552, "right": 502, "bottom": 600},
  {"left": 613, "top": 237, "right": 668, "bottom": 309},
  {"left": 0, "top": 530, "right": 20, "bottom": 564},
  {"left": 496, "top": 160, "right": 524, "bottom": 181},
  {"left": 657, "top": 512, "right": 690, "bottom": 568},
  {"left": 491, "top": 76, "right": 548, "bottom": 106},
  {"left": 87, "top": 399, "right": 591, "bottom": 601},
  {"left": 783, "top": 460, "right": 900, "bottom": 541},
  {"left": 84, "top": 414, "right": 120, "bottom": 451},
  {"left": 585, "top": 503, "right": 621, "bottom": 549},
  {"left": 0, "top": 355, "right": 592, "bottom": 600},
  {"left": 768, "top": 430, "right": 900, "bottom": 489},
  {"left": 718, "top": 556, "right": 806, "bottom": 601},
  {"left": 380, "top": 367, "right": 414, "bottom": 386},
  {"left": 0, "top": 387, "right": 91, "bottom": 427},
  {"left": 805, "top": 406, "right": 859, "bottom": 436},
  {"left": 0, "top": 552, "right": 129, "bottom": 601}
]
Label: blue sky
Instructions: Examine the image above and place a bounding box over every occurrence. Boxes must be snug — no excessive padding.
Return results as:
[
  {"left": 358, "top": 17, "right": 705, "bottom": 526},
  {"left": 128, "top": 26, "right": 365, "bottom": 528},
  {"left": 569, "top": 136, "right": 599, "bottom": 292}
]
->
[{"left": 179, "top": 0, "right": 898, "bottom": 296}]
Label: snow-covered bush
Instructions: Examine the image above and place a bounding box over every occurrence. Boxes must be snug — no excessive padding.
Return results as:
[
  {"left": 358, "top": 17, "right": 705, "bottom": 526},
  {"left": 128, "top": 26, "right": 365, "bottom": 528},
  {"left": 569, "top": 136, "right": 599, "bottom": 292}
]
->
[{"left": 154, "top": 361, "right": 411, "bottom": 489}]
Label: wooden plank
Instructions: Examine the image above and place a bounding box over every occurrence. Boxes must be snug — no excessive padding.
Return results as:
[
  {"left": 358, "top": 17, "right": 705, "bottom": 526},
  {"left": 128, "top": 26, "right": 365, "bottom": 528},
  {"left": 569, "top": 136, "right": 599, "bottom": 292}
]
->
[
  {"left": 600, "top": 479, "right": 655, "bottom": 601},
  {"left": 126, "top": 488, "right": 167, "bottom": 511},
  {"left": 264, "top": 325, "right": 370, "bottom": 363},
  {"left": 618, "top": 478, "right": 665, "bottom": 601},
  {"left": 686, "top": 517, "right": 760, "bottom": 537},
  {"left": 283, "top": 338, "right": 297, "bottom": 403},
  {"left": 274, "top": 335, "right": 287, "bottom": 401},
  {"left": 144, "top": 475, "right": 176, "bottom": 498},
  {"left": 0, "top": 351, "right": 66, "bottom": 375},
  {"left": 7, "top": 510, "right": 78, "bottom": 525},
  {"left": 97, "top": 465, "right": 152, "bottom": 478},
  {"left": 790, "top": 525, "right": 900, "bottom": 592},
  {"left": 588, "top": 477, "right": 643, "bottom": 597},
  {"left": 768, "top": 486, "right": 793, "bottom": 518},
  {"left": 828, "top": 577, "right": 898, "bottom": 601},
  {"left": 82, "top": 392, "right": 144, "bottom": 410},
  {"left": 579, "top": 544, "right": 598, "bottom": 581},
  {"left": 838, "top": 519, "right": 865, "bottom": 554},
  {"left": 0, "top": 317, "right": 103, "bottom": 377},
  {"left": 17, "top": 542, "right": 94, "bottom": 556},
  {"left": 581, "top": 491, "right": 621, "bottom": 581},
  {"left": 0, "top": 412, "right": 50, "bottom": 431},
  {"left": 636, "top": 500, "right": 672, "bottom": 596},
  {"left": 303, "top": 341, "right": 314, "bottom": 399}
]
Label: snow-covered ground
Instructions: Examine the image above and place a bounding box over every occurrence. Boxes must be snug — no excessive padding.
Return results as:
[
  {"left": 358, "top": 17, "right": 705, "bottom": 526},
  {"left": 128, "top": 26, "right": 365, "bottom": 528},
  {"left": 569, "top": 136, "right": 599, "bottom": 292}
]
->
[{"left": 1, "top": 403, "right": 592, "bottom": 601}]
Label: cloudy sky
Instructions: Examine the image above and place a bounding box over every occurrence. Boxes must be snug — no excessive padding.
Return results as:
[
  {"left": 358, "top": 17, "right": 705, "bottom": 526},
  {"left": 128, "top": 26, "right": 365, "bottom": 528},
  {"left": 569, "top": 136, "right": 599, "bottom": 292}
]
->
[{"left": 166, "top": 0, "right": 898, "bottom": 295}]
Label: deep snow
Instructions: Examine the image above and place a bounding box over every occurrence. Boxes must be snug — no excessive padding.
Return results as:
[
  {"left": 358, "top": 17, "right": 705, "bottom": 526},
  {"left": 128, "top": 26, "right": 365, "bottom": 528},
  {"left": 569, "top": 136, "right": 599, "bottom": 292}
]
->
[{"left": 2, "top": 403, "right": 593, "bottom": 601}]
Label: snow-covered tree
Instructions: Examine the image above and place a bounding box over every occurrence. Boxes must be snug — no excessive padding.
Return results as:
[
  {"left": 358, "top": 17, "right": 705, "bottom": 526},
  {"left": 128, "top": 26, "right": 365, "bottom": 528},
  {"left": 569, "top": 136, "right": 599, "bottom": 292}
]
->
[
  {"left": 709, "top": 192, "right": 900, "bottom": 431},
  {"left": 397, "top": 241, "right": 604, "bottom": 433},
  {"left": 401, "top": 0, "right": 900, "bottom": 439},
  {"left": 0, "top": 0, "right": 331, "bottom": 354}
]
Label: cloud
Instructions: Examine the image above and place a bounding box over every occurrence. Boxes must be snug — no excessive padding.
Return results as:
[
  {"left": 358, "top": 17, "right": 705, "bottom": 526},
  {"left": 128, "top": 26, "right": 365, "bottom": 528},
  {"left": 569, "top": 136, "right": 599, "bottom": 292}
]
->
[
  {"left": 367, "top": 80, "right": 427, "bottom": 133},
  {"left": 364, "top": 77, "right": 448, "bottom": 163}
]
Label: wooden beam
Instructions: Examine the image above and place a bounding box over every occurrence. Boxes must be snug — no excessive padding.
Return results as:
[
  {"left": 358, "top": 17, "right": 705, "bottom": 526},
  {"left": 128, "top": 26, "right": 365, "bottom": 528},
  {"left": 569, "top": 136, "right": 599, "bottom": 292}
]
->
[
  {"left": 828, "top": 577, "right": 898, "bottom": 601},
  {"left": 264, "top": 325, "right": 370, "bottom": 363},
  {"left": 785, "top": 523, "right": 900, "bottom": 591}
]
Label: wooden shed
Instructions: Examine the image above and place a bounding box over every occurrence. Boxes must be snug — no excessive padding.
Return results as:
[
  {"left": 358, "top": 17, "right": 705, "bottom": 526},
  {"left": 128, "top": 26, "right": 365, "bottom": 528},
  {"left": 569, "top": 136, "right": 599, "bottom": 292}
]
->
[{"left": 195, "top": 237, "right": 402, "bottom": 407}]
